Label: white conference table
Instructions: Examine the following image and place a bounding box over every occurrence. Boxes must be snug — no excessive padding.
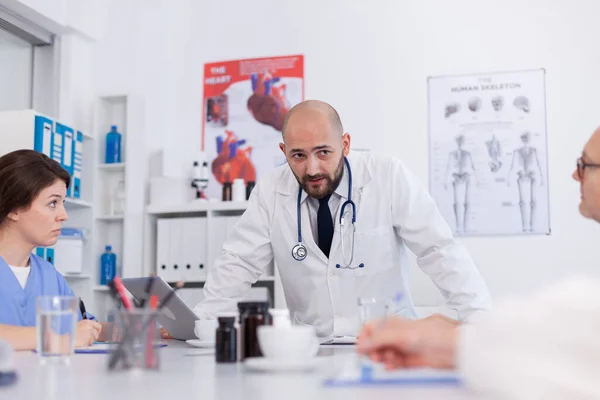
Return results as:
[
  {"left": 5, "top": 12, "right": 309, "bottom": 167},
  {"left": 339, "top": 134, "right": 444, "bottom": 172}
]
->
[{"left": 3, "top": 341, "right": 477, "bottom": 400}]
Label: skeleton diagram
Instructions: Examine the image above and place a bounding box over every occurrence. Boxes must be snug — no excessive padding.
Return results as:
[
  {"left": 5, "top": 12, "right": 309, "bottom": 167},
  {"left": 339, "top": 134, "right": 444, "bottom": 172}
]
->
[
  {"left": 445, "top": 103, "right": 460, "bottom": 118},
  {"left": 486, "top": 135, "right": 502, "bottom": 173},
  {"left": 491, "top": 96, "right": 504, "bottom": 112},
  {"left": 513, "top": 96, "right": 530, "bottom": 113},
  {"left": 468, "top": 97, "right": 482, "bottom": 112},
  {"left": 507, "top": 132, "right": 544, "bottom": 232},
  {"left": 444, "top": 135, "right": 477, "bottom": 234}
]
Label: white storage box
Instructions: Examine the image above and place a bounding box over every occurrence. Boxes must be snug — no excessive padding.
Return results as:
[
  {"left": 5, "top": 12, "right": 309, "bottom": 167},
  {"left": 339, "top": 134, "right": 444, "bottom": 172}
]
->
[
  {"left": 54, "top": 228, "right": 86, "bottom": 275},
  {"left": 150, "top": 176, "right": 191, "bottom": 207}
]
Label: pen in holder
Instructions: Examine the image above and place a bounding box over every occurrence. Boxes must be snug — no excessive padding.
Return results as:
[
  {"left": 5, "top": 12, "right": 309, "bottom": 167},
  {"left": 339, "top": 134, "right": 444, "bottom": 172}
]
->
[{"left": 107, "top": 308, "right": 160, "bottom": 372}]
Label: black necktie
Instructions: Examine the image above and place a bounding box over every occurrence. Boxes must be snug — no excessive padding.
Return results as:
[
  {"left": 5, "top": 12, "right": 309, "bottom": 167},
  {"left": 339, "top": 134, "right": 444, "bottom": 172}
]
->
[{"left": 317, "top": 195, "right": 334, "bottom": 258}]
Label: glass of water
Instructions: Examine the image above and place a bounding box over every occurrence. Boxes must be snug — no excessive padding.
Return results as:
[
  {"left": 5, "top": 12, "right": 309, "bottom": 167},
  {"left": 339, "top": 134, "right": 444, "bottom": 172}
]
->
[
  {"left": 36, "top": 296, "right": 78, "bottom": 365},
  {"left": 357, "top": 297, "right": 397, "bottom": 377},
  {"left": 358, "top": 297, "right": 393, "bottom": 327}
]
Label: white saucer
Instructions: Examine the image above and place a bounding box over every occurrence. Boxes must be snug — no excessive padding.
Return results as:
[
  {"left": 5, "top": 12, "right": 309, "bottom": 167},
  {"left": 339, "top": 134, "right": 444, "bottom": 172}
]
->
[
  {"left": 185, "top": 339, "right": 216, "bottom": 348},
  {"left": 243, "top": 357, "right": 321, "bottom": 373}
]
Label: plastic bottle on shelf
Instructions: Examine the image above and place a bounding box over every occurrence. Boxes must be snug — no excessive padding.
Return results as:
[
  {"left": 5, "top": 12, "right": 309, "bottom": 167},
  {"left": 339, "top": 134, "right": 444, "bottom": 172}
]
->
[
  {"left": 105, "top": 125, "right": 122, "bottom": 164},
  {"left": 100, "top": 245, "right": 116, "bottom": 285}
]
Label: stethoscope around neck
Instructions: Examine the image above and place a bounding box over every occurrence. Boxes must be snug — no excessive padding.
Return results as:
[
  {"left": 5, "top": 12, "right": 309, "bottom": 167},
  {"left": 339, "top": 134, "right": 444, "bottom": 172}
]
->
[{"left": 291, "top": 157, "right": 364, "bottom": 269}]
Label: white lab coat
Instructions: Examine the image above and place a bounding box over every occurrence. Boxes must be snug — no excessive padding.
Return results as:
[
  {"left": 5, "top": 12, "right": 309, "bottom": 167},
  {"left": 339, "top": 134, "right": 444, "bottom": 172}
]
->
[
  {"left": 458, "top": 276, "right": 600, "bottom": 400},
  {"left": 196, "top": 151, "right": 491, "bottom": 338}
]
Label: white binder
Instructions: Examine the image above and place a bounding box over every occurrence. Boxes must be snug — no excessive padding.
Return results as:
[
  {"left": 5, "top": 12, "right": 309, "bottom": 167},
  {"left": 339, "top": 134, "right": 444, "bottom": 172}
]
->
[
  {"left": 169, "top": 218, "right": 184, "bottom": 283},
  {"left": 187, "top": 217, "right": 208, "bottom": 281},
  {"left": 156, "top": 219, "right": 170, "bottom": 282}
]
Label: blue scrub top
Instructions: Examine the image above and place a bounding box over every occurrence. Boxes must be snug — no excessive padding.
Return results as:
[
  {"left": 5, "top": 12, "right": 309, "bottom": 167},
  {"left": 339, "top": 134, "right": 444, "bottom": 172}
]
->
[{"left": 0, "top": 254, "right": 95, "bottom": 326}]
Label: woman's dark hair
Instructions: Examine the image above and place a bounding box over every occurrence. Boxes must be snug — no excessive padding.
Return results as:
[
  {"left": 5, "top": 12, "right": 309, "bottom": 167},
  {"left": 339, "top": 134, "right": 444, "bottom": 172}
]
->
[{"left": 0, "top": 149, "right": 71, "bottom": 225}]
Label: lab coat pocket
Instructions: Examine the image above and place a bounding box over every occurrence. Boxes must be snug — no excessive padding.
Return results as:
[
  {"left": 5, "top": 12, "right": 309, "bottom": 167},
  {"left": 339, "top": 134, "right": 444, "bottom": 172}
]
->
[{"left": 352, "top": 225, "right": 394, "bottom": 276}]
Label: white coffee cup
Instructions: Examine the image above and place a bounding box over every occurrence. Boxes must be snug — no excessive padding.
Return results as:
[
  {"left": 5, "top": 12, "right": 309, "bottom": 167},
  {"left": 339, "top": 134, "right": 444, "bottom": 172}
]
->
[
  {"left": 257, "top": 325, "right": 319, "bottom": 359},
  {"left": 194, "top": 319, "right": 218, "bottom": 342}
]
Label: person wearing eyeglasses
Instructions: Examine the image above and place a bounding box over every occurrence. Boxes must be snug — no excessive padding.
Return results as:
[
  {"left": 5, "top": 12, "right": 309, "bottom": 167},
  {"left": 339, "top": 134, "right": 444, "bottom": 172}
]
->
[
  {"left": 178, "top": 100, "right": 491, "bottom": 343},
  {"left": 357, "top": 129, "right": 600, "bottom": 398}
]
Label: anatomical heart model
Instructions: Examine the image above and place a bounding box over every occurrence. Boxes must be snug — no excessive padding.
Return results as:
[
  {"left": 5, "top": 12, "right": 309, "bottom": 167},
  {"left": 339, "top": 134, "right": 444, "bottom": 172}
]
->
[{"left": 212, "top": 130, "right": 256, "bottom": 186}]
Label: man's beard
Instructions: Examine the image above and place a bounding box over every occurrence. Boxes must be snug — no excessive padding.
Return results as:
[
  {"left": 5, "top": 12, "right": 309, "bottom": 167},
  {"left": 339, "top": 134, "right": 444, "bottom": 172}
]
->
[{"left": 295, "top": 156, "right": 345, "bottom": 200}]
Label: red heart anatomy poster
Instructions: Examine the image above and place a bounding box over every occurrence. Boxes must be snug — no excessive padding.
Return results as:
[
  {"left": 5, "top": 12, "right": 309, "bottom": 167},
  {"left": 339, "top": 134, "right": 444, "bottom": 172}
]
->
[{"left": 202, "top": 54, "right": 304, "bottom": 200}]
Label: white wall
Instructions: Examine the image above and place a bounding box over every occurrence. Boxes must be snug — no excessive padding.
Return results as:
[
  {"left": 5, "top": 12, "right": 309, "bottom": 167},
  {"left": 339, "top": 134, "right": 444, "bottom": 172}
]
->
[
  {"left": 95, "top": 0, "right": 600, "bottom": 306},
  {"left": 64, "top": 0, "right": 104, "bottom": 39},
  {"left": 57, "top": 34, "right": 95, "bottom": 132},
  {"left": 0, "top": 41, "right": 31, "bottom": 111}
]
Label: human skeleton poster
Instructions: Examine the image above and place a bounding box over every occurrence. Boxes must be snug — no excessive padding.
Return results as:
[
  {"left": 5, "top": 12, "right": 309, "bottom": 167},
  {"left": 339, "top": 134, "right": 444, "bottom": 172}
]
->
[{"left": 428, "top": 69, "right": 550, "bottom": 236}]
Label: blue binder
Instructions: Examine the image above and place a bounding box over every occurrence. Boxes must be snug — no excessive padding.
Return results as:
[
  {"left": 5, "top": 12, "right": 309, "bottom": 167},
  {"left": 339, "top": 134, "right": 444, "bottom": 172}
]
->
[
  {"left": 55, "top": 123, "right": 74, "bottom": 176},
  {"left": 35, "top": 247, "right": 45, "bottom": 259},
  {"left": 45, "top": 247, "right": 55, "bottom": 265},
  {"left": 33, "top": 116, "right": 53, "bottom": 158},
  {"left": 71, "top": 131, "right": 83, "bottom": 198},
  {"left": 50, "top": 123, "right": 64, "bottom": 166},
  {"left": 33, "top": 247, "right": 55, "bottom": 265}
]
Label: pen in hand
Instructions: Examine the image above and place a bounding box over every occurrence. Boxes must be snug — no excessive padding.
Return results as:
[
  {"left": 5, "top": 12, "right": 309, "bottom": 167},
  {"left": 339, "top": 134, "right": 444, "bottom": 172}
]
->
[{"left": 79, "top": 298, "right": 88, "bottom": 320}]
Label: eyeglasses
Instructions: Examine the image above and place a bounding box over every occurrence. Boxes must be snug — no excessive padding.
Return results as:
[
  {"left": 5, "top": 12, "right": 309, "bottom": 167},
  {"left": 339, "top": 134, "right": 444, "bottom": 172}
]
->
[{"left": 576, "top": 157, "right": 600, "bottom": 179}]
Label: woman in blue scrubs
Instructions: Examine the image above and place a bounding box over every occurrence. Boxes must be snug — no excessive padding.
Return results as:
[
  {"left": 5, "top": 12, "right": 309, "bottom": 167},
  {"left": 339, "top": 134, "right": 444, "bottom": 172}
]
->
[{"left": 0, "top": 150, "right": 108, "bottom": 350}]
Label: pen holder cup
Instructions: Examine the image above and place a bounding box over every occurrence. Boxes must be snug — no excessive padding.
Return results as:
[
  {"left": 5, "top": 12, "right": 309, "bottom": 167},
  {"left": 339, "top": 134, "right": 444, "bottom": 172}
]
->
[{"left": 107, "top": 309, "right": 160, "bottom": 372}]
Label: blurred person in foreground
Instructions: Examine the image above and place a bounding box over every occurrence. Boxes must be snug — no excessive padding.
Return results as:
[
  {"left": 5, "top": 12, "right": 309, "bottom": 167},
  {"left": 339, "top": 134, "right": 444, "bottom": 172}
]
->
[{"left": 357, "top": 127, "right": 600, "bottom": 400}]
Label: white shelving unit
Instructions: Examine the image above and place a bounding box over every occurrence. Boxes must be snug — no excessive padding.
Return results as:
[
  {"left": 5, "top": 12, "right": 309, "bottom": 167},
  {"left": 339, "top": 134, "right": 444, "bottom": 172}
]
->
[
  {"left": 98, "top": 163, "right": 125, "bottom": 172},
  {"left": 64, "top": 198, "right": 94, "bottom": 209},
  {"left": 63, "top": 274, "right": 92, "bottom": 280},
  {"left": 93, "top": 285, "right": 112, "bottom": 292},
  {"left": 90, "top": 94, "right": 145, "bottom": 320},
  {"left": 143, "top": 201, "right": 286, "bottom": 308},
  {"left": 146, "top": 200, "right": 249, "bottom": 215},
  {"left": 96, "top": 215, "right": 125, "bottom": 222},
  {"left": 91, "top": 96, "right": 126, "bottom": 313}
]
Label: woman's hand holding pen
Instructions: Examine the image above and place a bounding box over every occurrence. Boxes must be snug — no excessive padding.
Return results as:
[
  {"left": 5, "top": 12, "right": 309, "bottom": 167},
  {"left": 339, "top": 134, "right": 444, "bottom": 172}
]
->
[
  {"left": 75, "top": 320, "right": 102, "bottom": 347},
  {"left": 160, "top": 328, "right": 173, "bottom": 339}
]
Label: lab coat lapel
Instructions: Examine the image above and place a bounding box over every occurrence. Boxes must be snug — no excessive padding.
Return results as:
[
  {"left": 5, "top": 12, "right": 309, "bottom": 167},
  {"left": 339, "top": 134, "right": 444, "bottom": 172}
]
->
[
  {"left": 329, "top": 189, "right": 362, "bottom": 260},
  {"left": 300, "top": 198, "right": 328, "bottom": 264},
  {"left": 329, "top": 152, "right": 371, "bottom": 259},
  {"left": 282, "top": 190, "right": 328, "bottom": 264}
]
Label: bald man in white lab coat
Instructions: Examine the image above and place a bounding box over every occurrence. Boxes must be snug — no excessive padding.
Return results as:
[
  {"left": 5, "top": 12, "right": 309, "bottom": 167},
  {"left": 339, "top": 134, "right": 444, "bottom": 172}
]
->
[
  {"left": 357, "top": 127, "right": 600, "bottom": 399},
  {"left": 192, "top": 100, "right": 491, "bottom": 341}
]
